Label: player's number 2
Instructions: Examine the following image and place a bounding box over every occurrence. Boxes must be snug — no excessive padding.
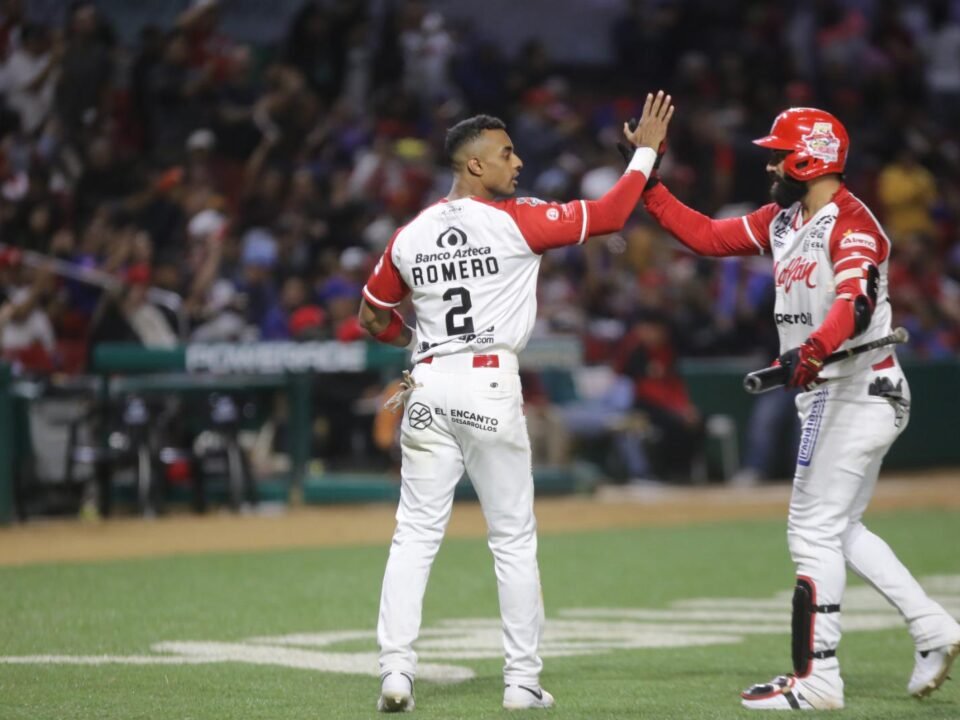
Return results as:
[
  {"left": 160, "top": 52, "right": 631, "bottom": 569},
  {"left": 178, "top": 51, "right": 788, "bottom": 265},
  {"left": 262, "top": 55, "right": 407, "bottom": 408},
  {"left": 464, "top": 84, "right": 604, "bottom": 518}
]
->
[{"left": 442, "top": 286, "right": 474, "bottom": 336}]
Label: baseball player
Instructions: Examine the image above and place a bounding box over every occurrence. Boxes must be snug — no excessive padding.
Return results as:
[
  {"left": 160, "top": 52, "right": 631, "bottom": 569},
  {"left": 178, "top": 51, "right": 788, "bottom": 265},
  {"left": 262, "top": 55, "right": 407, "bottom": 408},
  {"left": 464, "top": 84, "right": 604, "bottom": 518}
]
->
[
  {"left": 359, "top": 91, "right": 674, "bottom": 712},
  {"left": 632, "top": 107, "right": 960, "bottom": 710}
]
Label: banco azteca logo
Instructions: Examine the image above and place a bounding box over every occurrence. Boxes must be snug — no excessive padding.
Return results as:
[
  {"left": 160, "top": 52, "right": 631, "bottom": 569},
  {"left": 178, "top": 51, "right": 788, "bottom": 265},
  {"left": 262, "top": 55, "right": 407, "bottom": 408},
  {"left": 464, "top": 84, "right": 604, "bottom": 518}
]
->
[
  {"left": 407, "top": 402, "right": 433, "bottom": 429},
  {"left": 437, "top": 227, "right": 467, "bottom": 249}
]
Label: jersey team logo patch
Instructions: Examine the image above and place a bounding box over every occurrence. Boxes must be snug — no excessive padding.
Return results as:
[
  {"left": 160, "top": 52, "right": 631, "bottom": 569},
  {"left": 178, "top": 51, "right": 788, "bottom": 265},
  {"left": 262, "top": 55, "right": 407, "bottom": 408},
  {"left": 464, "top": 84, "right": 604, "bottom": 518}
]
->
[
  {"left": 839, "top": 232, "right": 878, "bottom": 252},
  {"left": 436, "top": 227, "right": 468, "bottom": 249},
  {"left": 801, "top": 122, "right": 840, "bottom": 163},
  {"left": 407, "top": 402, "right": 433, "bottom": 430}
]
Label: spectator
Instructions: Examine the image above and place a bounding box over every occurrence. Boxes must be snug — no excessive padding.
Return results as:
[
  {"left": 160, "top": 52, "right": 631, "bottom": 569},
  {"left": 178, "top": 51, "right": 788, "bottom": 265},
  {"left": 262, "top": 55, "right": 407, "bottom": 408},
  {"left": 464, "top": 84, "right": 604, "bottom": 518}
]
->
[
  {"left": 923, "top": 0, "right": 960, "bottom": 125},
  {"left": 341, "top": 20, "right": 374, "bottom": 113},
  {"left": 180, "top": 128, "right": 228, "bottom": 218},
  {"left": 73, "top": 134, "right": 137, "bottom": 227},
  {"left": 89, "top": 263, "right": 176, "bottom": 349},
  {"left": 0, "top": 0, "right": 25, "bottom": 61},
  {"left": 1, "top": 23, "right": 60, "bottom": 136},
  {"left": 146, "top": 29, "right": 215, "bottom": 165},
  {"left": 236, "top": 226, "right": 278, "bottom": 330},
  {"left": 318, "top": 274, "right": 362, "bottom": 342},
  {"left": 183, "top": 209, "right": 245, "bottom": 342},
  {"left": 288, "top": 303, "right": 327, "bottom": 341},
  {"left": 877, "top": 148, "right": 938, "bottom": 241},
  {"left": 284, "top": 2, "right": 341, "bottom": 103},
  {"left": 123, "top": 264, "right": 177, "bottom": 347},
  {"left": 888, "top": 232, "right": 960, "bottom": 357},
  {"left": 54, "top": 1, "right": 112, "bottom": 141},
  {"left": 213, "top": 45, "right": 260, "bottom": 164},
  {"left": 176, "top": 0, "right": 231, "bottom": 78},
  {"left": 400, "top": 10, "right": 455, "bottom": 107},
  {"left": 261, "top": 275, "right": 309, "bottom": 340},
  {"left": 520, "top": 370, "right": 571, "bottom": 467},
  {"left": 614, "top": 311, "right": 706, "bottom": 483},
  {"left": 128, "top": 25, "right": 164, "bottom": 152},
  {"left": 0, "top": 254, "right": 57, "bottom": 372}
]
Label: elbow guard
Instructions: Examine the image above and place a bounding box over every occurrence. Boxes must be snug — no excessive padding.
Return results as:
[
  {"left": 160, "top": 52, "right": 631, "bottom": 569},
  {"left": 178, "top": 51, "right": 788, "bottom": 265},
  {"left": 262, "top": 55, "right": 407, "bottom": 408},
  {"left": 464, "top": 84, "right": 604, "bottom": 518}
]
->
[
  {"left": 852, "top": 295, "right": 873, "bottom": 336},
  {"left": 852, "top": 264, "right": 880, "bottom": 337}
]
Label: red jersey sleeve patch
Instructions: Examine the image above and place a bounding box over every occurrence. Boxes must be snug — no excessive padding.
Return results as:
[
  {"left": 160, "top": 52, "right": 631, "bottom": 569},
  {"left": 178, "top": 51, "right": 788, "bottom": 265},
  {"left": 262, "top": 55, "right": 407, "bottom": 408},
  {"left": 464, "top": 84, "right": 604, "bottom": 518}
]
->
[
  {"left": 363, "top": 231, "right": 409, "bottom": 308},
  {"left": 498, "top": 197, "right": 587, "bottom": 253},
  {"left": 829, "top": 227, "right": 886, "bottom": 266}
]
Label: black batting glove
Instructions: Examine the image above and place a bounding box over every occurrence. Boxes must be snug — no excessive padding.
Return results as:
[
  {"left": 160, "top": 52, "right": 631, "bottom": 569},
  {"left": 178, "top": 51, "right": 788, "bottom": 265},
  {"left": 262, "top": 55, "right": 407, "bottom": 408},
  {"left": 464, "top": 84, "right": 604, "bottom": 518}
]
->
[{"left": 616, "top": 117, "right": 640, "bottom": 164}]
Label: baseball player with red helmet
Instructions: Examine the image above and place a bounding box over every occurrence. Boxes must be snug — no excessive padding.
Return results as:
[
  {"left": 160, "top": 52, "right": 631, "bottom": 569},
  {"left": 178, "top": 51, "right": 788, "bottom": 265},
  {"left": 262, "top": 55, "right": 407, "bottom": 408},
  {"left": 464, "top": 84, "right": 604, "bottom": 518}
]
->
[
  {"left": 360, "top": 92, "right": 674, "bottom": 712},
  {"left": 634, "top": 107, "right": 960, "bottom": 710}
]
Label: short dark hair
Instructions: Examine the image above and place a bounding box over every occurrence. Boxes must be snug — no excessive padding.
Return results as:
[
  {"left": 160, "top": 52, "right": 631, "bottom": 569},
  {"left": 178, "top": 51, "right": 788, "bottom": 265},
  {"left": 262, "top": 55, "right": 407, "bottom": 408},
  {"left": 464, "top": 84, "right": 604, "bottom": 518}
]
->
[{"left": 444, "top": 115, "right": 507, "bottom": 167}]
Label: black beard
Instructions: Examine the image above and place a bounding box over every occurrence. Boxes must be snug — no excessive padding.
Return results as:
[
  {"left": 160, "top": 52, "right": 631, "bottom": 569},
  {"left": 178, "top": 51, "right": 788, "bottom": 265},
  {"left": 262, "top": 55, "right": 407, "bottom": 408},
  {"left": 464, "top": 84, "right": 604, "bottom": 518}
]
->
[{"left": 769, "top": 173, "right": 807, "bottom": 208}]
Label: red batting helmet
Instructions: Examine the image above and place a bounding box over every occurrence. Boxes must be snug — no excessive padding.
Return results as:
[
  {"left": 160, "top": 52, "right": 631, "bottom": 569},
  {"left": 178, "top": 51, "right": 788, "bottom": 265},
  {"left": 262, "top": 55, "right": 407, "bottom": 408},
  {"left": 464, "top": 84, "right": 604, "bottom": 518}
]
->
[{"left": 753, "top": 108, "right": 849, "bottom": 181}]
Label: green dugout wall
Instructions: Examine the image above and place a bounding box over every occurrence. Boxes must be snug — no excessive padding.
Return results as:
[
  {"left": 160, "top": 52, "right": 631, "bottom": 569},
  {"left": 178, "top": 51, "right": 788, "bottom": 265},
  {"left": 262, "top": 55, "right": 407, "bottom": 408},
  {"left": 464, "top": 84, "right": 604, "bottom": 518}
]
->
[
  {"left": 0, "top": 345, "right": 957, "bottom": 524},
  {"left": 681, "top": 357, "right": 960, "bottom": 470}
]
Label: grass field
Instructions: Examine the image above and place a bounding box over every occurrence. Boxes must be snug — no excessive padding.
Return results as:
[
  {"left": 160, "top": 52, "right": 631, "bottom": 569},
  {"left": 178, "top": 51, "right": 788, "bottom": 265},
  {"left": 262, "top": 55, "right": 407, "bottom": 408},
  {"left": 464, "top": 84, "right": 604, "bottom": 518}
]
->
[{"left": 2, "top": 507, "right": 959, "bottom": 719}]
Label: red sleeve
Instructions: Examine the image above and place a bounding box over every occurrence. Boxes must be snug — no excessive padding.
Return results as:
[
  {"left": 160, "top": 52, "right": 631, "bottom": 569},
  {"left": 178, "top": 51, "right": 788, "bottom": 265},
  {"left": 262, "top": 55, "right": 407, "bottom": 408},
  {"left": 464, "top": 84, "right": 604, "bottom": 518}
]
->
[
  {"left": 362, "top": 231, "right": 409, "bottom": 309},
  {"left": 809, "top": 226, "right": 885, "bottom": 354},
  {"left": 584, "top": 169, "right": 649, "bottom": 237},
  {"left": 501, "top": 155, "right": 652, "bottom": 253},
  {"left": 642, "top": 183, "right": 775, "bottom": 256},
  {"left": 500, "top": 197, "right": 590, "bottom": 253}
]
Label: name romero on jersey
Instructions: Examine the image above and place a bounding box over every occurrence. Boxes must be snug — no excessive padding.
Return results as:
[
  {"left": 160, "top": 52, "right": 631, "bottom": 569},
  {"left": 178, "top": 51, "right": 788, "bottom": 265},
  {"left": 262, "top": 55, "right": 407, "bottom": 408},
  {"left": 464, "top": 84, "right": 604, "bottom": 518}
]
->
[{"left": 411, "top": 247, "right": 500, "bottom": 287}]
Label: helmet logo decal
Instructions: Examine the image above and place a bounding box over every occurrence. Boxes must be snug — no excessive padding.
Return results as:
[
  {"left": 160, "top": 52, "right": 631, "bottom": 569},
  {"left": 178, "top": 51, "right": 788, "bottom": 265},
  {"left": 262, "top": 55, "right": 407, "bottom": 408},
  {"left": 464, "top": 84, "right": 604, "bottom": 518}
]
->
[{"left": 801, "top": 122, "right": 839, "bottom": 163}]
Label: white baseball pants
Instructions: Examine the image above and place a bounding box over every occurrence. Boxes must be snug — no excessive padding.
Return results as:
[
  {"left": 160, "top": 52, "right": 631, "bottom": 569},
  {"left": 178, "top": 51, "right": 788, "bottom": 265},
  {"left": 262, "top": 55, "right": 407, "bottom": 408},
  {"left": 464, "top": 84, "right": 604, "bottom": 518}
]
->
[
  {"left": 377, "top": 351, "right": 545, "bottom": 686},
  {"left": 787, "top": 363, "right": 958, "bottom": 692}
]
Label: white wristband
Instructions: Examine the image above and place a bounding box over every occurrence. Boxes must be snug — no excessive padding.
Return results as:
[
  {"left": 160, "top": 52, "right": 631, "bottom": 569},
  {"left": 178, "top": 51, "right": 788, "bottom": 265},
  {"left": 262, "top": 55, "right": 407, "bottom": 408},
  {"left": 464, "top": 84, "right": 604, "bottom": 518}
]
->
[{"left": 627, "top": 146, "right": 658, "bottom": 178}]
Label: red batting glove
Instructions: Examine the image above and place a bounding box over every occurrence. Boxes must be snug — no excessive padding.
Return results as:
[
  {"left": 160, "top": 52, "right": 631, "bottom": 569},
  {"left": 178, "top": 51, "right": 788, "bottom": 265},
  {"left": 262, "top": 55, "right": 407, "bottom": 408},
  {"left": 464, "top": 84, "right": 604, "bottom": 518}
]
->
[{"left": 778, "top": 338, "right": 827, "bottom": 389}]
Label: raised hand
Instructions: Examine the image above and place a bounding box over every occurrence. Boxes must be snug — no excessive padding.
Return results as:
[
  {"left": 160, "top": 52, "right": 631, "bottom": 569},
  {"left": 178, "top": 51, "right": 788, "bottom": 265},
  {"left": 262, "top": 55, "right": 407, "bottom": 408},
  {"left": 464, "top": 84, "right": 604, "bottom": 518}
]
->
[{"left": 624, "top": 90, "right": 674, "bottom": 152}]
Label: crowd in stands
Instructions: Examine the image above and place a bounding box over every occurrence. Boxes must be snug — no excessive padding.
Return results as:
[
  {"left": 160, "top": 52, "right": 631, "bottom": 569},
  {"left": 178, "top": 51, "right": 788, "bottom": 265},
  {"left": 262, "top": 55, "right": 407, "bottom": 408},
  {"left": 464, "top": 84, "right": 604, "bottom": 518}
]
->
[{"left": 1, "top": 0, "right": 959, "bottom": 479}]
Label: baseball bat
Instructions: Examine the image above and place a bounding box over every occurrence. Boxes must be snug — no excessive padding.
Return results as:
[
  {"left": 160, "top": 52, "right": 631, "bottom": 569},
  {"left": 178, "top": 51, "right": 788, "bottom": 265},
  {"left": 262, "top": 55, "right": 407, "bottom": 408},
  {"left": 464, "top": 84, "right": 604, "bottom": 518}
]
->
[{"left": 743, "top": 326, "right": 910, "bottom": 395}]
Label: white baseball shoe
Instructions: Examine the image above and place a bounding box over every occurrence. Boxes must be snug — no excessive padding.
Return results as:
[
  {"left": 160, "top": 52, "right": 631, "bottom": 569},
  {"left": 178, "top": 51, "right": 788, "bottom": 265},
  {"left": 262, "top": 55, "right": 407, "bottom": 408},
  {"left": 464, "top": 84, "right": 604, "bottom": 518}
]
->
[
  {"left": 503, "top": 684, "right": 555, "bottom": 710},
  {"left": 378, "top": 671, "right": 415, "bottom": 713},
  {"left": 741, "top": 674, "right": 844, "bottom": 711},
  {"left": 908, "top": 641, "right": 960, "bottom": 698}
]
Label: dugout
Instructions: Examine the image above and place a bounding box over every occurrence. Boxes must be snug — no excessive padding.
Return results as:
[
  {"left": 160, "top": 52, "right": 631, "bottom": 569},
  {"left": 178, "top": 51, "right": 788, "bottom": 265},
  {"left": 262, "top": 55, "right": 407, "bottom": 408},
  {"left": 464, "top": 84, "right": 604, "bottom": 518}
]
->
[{"left": 1, "top": 346, "right": 957, "bottom": 525}]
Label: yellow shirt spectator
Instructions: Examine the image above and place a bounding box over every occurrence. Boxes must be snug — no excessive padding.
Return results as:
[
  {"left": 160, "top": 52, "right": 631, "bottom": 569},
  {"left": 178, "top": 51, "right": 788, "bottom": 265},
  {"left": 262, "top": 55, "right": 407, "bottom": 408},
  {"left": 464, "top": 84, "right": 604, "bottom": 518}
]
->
[{"left": 877, "top": 152, "right": 938, "bottom": 240}]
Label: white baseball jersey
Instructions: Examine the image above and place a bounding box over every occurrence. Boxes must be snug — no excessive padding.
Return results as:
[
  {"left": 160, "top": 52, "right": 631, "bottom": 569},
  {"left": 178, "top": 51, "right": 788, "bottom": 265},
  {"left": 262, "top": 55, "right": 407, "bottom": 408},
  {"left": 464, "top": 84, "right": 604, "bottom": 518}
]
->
[
  {"left": 363, "top": 195, "right": 590, "bottom": 363},
  {"left": 645, "top": 183, "right": 892, "bottom": 380},
  {"left": 762, "top": 188, "right": 892, "bottom": 379}
]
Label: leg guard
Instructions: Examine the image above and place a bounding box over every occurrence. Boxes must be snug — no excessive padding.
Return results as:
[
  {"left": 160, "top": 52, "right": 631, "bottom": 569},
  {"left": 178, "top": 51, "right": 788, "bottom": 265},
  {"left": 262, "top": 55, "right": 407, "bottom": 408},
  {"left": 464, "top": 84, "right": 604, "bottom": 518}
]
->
[{"left": 792, "top": 576, "right": 840, "bottom": 677}]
